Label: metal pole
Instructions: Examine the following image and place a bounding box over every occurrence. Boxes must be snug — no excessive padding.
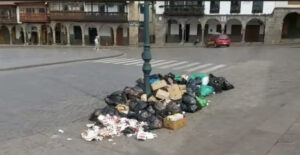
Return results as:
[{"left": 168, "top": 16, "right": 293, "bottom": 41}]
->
[{"left": 142, "top": 1, "right": 152, "bottom": 96}]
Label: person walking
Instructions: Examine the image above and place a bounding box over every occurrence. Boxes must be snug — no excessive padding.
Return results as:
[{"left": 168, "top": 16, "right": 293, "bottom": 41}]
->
[{"left": 94, "top": 36, "right": 100, "bottom": 51}]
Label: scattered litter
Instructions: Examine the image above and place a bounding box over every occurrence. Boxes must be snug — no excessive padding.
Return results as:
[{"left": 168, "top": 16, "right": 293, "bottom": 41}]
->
[
  {"left": 67, "top": 138, "right": 72, "bottom": 141},
  {"left": 51, "top": 134, "right": 60, "bottom": 139},
  {"left": 58, "top": 129, "right": 64, "bottom": 134},
  {"left": 81, "top": 72, "right": 234, "bottom": 143}
]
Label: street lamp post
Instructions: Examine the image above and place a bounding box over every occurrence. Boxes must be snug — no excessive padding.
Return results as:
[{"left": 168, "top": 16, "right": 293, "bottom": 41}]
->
[{"left": 142, "top": 1, "right": 152, "bottom": 96}]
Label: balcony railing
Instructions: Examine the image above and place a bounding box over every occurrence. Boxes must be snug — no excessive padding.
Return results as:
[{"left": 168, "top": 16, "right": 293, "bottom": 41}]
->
[
  {"left": 0, "top": 15, "right": 17, "bottom": 23},
  {"left": 164, "top": 5, "right": 204, "bottom": 16},
  {"left": 252, "top": 7, "right": 263, "bottom": 13},
  {"left": 20, "top": 13, "right": 49, "bottom": 23},
  {"left": 50, "top": 11, "right": 128, "bottom": 22},
  {"left": 230, "top": 6, "right": 240, "bottom": 13},
  {"left": 210, "top": 7, "right": 219, "bottom": 13}
]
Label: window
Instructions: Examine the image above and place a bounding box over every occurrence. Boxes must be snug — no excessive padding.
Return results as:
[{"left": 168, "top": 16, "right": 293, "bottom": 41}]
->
[
  {"left": 63, "top": 4, "right": 68, "bottom": 11},
  {"left": 98, "top": 4, "right": 105, "bottom": 12},
  {"left": 139, "top": 4, "right": 144, "bottom": 14},
  {"left": 118, "top": 4, "right": 125, "bottom": 13},
  {"left": 252, "top": 1, "right": 263, "bottom": 13},
  {"left": 230, "top": 1, "right": 240, "bottom": 13},
  {"left": 210, "top": 0, "right": 219, "bottom": 13}
]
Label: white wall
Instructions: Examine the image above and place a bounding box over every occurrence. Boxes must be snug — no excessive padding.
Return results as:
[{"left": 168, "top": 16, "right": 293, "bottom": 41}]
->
[
  {"left": 220, "top": 1, "right": 230, "bottom": 14},
  {"left": 207, "top": 20, "right": 219, "bottom": 34},
  {"left": 190, "top": 24, "right": 197, "bottom": 35},
  {"left": 276, "top": 1, "right": 300, "bottom": 8},
  {"left": 100, "top": 26, "right": 111, "bottom": 36},
  {"left": 240, "top": 1, "right": 252, "bottom": 14},
  {"left": 263, "top": 1, "right": 275, "bottom": 14},
  {"left": 170, "top": 24, "right": 179, "bottom": 35},
  {"left": 204, "top": 1, "right": 210, "bottom": 14},
  {"left": 226, "top": 20, "right": 241, "bottom": 34},
  {"left": 155, "top": 1, "right": 164, "bottom": 14}
]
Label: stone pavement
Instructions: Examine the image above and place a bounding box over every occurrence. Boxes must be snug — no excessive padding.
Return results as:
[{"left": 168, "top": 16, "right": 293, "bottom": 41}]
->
[{"left": 0, "top": 46, "right": 123, "bottom": 71}]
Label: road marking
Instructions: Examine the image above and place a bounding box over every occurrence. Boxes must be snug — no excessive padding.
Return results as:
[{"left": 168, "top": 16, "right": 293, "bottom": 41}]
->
[
  {"left": 151, "top": 60, "right": 177, "bottom": 67},
  {"left": 200, "top": 64, "right": 226, "bottom": 73},
  {"left": 172, "top": 62, "right": 201, "bottom": 70},
  {"left": 123, "top": 60, "right": 144, "bottom": 65},
  {"left": 158, "top": 61, "right": 188, "bottom": 69},
  {"left": 93, "top": 58, "right": 128, "bottom": 63},
  {"left": 136, "top": 60, "right": 165, "bottom": 66},
  {"left": 111, "top": 58, "right": 140, "bottom": 64},
  {"left": 185, "top": 64, "right": 213, "bottom": 72}
]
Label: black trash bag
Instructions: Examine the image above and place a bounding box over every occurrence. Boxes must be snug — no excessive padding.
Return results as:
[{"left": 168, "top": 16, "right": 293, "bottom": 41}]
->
[
  {"left": 105, "top": 91, "right": 126, "bottom": 106},
  {"left": 129, "top": 100, "right": 139, "bottom": 112},
  {"left": 126, "top": 110, "right": 138, "bottom": 119},
  {"left": 186, "top": 79, "right": 199, "bottom": 94},
  {"left": 165, "top": 101, "right": 182, "bottom": 115},
  {"left": 122, "top": 127, "right": 136, "bottom": 135},
  {"left": 146, "top": 104, "right": 156, "bottom": 114},
  {"left": 222, "top": 78, "right": 234, "bottom": 90},
  {"left": 181, "top": 93, "right": 200, "bottom": 113},
  {"left": 147, "top": 115, "right": 163, "bottom": 130},
  {"left": 89, "top": 108, "right": 102, "bottom": 122},
  {"left": 101, "top": 106, "right": 119, "bottom": 116},
  {"left": 153, "top": 101, "right": 166, "bottom": 112},
  {"left": 136, "top": 100, "right": 149, "bottom": 110},
  {"left": 194, "top": 77, "right": 203, "bottom": 85},
  {"left": 123, "top": 87, "right": 142, "bottom": 100},
  {"left": 163, "top": 72, "right": 176, "bottom": 85},
  {"left": 137, "top": 110, "right": 152, "bottom": 122},
  {"left": 132, "top": 85, "right": 144, "bottom": 95},
  {"left": 208, "top": 74, "right": 224, "bottom": 93},
  {"left": 129, "top": 99, "right": 148, "bottom": 112}
]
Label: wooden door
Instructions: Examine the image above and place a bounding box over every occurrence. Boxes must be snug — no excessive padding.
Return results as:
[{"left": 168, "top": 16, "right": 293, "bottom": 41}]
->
[
  {"left": 116, "top": 27, "right": 123, "bottom": 45},
  {"left": 245, "top": 25, "right": 260, "bottom": 42}
]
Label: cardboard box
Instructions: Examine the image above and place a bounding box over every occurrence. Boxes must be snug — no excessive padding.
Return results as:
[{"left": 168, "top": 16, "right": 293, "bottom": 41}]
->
[
  {"left": 155, "top": 89, "right": 170, "bottom": 100},
  {"left": 168, "top": 84, "right": 182, "bottom": 100},
  {"left": 151, "top": 80, "right": 167, "bottom": 91},
  {"left": 178, "top": 84, "right": 187, "bottom": 94},
  {"left": 163, "top": 117, "right": 187, "bottom": 130}
]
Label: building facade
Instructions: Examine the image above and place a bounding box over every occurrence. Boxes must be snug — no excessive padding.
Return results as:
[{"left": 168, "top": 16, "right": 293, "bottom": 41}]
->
[
  {"left": 155, "top": 0, "right": 300, "bottom": 46},
  {"left": 0, "top": 1, "right": 300, "bottom": 46}
]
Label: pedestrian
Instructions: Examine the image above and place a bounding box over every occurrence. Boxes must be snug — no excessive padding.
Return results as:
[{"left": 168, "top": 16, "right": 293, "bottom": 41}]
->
[{"left": 94, "top": 36, "right": 100, "bottom": 51}]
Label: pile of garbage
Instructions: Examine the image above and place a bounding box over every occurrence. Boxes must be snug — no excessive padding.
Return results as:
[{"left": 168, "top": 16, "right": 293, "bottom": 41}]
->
[{"left": 81, "top": 72, "right": 234, "bottom": 142}]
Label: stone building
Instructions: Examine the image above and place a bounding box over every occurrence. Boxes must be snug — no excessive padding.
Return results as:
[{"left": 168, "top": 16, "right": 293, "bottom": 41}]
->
[
  {"left": 0, "top": 1, "right": 300, "bottom": 46},
  {"left": 154, "top": 1, "right": 300, "bottom": 46}
]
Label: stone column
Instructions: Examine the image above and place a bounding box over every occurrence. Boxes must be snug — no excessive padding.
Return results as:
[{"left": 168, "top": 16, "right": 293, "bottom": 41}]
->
[
  {"left": 128, "top": 1, "right": 139, "bottom": 46},
  {"left": 181, "top": 23, "right": 185, "bottom": 45},
  {"left": 241, "top": 23, "right": 246, "bottom": 43},
  {"left": 37, "top": 25, "right": 41, "bottom": 45},
  {"left": 80, "top": 24, "right": 85, "bottom": 46},
  {"left": 66, "top": 24, "right": 70, "bottom": 46},
  {"left": 7, "top": 26, "right": 13, "bottom": 45},
  {"left": 113, "top": 26, "right": 117, "bottom": 46},
  {"left": 22, "top": 25, "right": 28, "bottom": 45},
  {"left": 201, "top": 28, "right": 205, "bottom": 46},
  {"left": 221, "top": 23, "right": 225, "bottom": 34},
  {"left": 51, "top": 24, "right": 56, "bottom": 45}
]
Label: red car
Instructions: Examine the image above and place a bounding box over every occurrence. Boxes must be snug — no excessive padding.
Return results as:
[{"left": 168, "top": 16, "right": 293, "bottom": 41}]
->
[{"left": 205, "top": 34, "right": 231, "bottom": 47}]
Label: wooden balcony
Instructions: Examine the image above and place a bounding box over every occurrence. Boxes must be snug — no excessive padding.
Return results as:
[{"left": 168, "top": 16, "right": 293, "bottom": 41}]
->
[
  {"left": 0, "top": 15, "right": 17, "bottom": 23},
  {"left": 20, "top": 13, "right": 49, "bottom": 23},
  {"left": 50, "top": 11, "right": 128, "bottom": 22},
  {"left": 164, "top": 5, "right": 204, "bottom": 16}
]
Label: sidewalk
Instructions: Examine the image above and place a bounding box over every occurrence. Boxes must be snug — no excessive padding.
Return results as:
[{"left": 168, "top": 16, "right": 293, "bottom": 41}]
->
[{"left": 0, "top": 46, "right": 123, "bottom": 71}]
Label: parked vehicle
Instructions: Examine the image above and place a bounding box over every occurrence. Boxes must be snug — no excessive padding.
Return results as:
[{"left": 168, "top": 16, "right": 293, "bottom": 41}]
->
[{"left": 205, "top": 34, "right": 231, "bottom": 47}]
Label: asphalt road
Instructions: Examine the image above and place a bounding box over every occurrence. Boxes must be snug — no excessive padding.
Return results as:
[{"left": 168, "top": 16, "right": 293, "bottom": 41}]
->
[{"left": 0, "top": 45, "right": 300, "bottom": 155}]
